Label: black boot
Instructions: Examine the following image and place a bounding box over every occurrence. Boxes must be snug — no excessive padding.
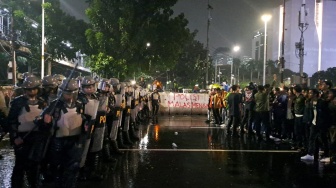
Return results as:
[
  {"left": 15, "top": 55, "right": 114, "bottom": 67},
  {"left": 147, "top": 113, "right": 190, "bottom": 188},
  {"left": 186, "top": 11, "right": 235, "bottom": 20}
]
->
[
  {"left": 117, "top": 127, "right": 129, "bottom": 149},
  {"left": 88, "top": 152, "right": 104, "bottom": 181},
  {"left": 78, "top": 167, "right": 87, "bottom": 181},
  {"left": 133, "top": 120, "right": 140, "bottom": 130},
  {"left": 103, "top": 141, "right": 118, "bottom": 162},
  {"left": 122, "top": 131, "right": 134, "bottom": 145},
  {"left": 110, "top": 140, "right": 123, "bottom": 155},
  {"left": 129, "top": 123, "right": 140, "bottom": 142}
]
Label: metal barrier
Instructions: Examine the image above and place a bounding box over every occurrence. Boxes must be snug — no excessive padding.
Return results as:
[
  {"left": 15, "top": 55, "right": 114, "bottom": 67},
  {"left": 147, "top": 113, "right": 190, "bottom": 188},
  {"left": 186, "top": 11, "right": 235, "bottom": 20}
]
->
[{"left": 158, "top": 92, "right": 208, "bottom": 115}]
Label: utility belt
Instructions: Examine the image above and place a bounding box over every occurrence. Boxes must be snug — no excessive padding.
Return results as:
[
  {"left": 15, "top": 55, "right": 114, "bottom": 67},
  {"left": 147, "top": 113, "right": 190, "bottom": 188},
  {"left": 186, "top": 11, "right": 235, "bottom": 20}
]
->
[
  {"left": 54, "top": 134, "right": 80, "bottom": 140},
  {"left": 17, "top": 131, "right": 41, "bottom": 141}
]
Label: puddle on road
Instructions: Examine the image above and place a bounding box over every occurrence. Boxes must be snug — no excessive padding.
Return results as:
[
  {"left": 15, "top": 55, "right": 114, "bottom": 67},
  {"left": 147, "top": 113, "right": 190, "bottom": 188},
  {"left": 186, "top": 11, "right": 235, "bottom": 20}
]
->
[{"left": 0, "top": 147, "right": 15, "bottom": 188}]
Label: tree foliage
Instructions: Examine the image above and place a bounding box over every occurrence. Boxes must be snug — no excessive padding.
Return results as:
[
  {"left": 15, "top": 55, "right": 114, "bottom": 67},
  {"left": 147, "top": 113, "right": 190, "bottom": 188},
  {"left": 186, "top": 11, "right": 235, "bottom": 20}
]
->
[
  {"left": 2, "top": 0, "right": 89, "bottom": 72},
  {"left": 311, "top": 67, "right": 336, "bottom": 86},
  {"left": 85, "top": 0, "right": 193, "bottom": 80},
  {"left": 172, "top": 37, "right": 207, "bottom": 88}
]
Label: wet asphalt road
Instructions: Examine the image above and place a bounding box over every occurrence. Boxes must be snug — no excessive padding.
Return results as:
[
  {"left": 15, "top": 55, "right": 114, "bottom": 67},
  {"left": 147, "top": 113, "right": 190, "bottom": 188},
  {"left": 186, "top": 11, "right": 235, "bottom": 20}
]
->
[{"left": 1, "top": 115, "right": 336, "bottom": 188}]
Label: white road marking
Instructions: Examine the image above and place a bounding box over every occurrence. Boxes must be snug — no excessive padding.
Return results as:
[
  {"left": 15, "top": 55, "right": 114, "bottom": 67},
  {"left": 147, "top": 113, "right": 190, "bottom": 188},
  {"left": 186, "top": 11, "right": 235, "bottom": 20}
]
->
[
  {"left": 190, "top": 127, "right": 225, "bottom": 129},
  {"left": 120, "top": 149, "right": 298, "bottom": 153}
]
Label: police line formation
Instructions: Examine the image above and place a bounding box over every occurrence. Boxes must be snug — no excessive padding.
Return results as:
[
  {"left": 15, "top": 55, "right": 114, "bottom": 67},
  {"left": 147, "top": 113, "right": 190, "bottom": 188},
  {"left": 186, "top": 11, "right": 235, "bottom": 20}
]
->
[{"left": 0, "top": 71, "right": 161, "bottom": 188}]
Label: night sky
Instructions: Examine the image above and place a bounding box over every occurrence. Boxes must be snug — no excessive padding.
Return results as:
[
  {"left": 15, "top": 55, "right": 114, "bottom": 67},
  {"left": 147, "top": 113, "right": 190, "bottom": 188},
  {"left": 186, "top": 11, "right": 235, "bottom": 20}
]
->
[
  {"left": 174, "top": 0, "right": 281, "bottom": 56},
  {"left": 61, "top": 0, "right": 282, "bottom": 57}
]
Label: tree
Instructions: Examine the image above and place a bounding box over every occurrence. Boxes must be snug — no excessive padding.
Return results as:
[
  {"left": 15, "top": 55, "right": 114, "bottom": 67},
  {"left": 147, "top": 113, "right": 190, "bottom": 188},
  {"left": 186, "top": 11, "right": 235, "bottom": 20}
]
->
[
  {"left": 311, "top": 67, "right": 336, "bottom": 87},
  {"left": 172, "top": 37, "right": 207, "bottom": 88},
  {"left": 233, "top": 58, "right": 241, "bottom": 82},
  {"left": 266, "top": 60, "right": 277, "bottom": 77},
  {"left": 255, "top": 60, "right": 263, "bottom": 83},
  {"left": 85, "top": 0, "right": 192, "bottom": 80},
  {"left": 246, "top": 59, "right": 255, "bottom": 82},
  {"left": 239, "top": 63, "right": 248, "bottom": 83},
  {"left": 3, "top": 0, "right": 90, "bottom": 76}
]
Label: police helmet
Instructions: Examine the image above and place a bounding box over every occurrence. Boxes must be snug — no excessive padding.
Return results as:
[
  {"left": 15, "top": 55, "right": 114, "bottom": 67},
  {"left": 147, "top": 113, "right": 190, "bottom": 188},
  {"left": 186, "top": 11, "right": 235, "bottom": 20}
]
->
[
  {"left": 59, "top": 79, "right": 79, "bottom": 92},
  {"left": 81, "top": 76, "right": 96, "bottom": 87},
  {"left": 57, "top": 79, "right": 79, "bottom": 103},
  {"left": 98, "top": 78, "right": 110, "bottom": 91},
  {"left": 21, "top": 76, "right": 41, "bottom": 89},
  {"left": 21, "top": 72, "right": 34, "bottom": 80},
  {"left": 42, "top": 75, "right": 58, "bottom": 88},
  {"left": 53, "top": 74, "right": 66, "bottom": 85},
  {"left": 109, "top": 78, "right": 120, "bottom": 86}
]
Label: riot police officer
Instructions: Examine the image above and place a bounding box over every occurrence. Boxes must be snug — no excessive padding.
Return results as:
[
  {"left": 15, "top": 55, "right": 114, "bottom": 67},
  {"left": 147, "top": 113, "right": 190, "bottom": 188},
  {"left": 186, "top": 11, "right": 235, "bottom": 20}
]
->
[
  {"left": 129, "top": 85, "right": 140, "bottom": 141},
  {"left": 121, "top": 83, "right": 134, "bottom": 146},
  {"left": 41, "top": 79, "right": 85, "bottom": 188},
  {"left": 8, "top": 76, "right": 46, "bottom": 188},
  {"left": 41, "top": 75, "right": 58, "bottom": 105},
  {"left": 116, "top": 82, "right": 129, "bottom": 149},
  {"left": 88, "top": 78, "right": 114, "bottom": 180},
  {"left": 151, "top": 89, "right": 161, "bottom": 122},
  {"left": 107, "top": 78, "right": 126, "bottom": 154},
  {"left": 78, "top": 76, "right": 100, "bottom": 181}
]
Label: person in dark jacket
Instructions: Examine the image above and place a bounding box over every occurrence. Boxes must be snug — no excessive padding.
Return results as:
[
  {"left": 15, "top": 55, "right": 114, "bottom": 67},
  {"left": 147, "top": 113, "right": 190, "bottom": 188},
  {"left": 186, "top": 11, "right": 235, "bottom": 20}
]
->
[
  {"left": 301, "top": 88, "right": 331, "bottom": 162},
  {"left": 293, "top": 85, "right": 306, "bottom": 150},
  {"left": 302, "top": 88, "right": 314, "bottom": 148},
  {"left": 254, "top": 85, "right": 271, "bottom": 142},
  {"left": 151, "top": 89, "right": 160, "bottom": 117},
  {"left": 227, "top": 85, "right": 242, "bottom": 136},
  {"left": 241, "top": 85, "right": 256, "bottom": 136},
  {"left": 328, "top": 89, "right": 336, "bottom": 164},
  {"left": 272, "top": 87, "right": 287, "bottom": 139}
]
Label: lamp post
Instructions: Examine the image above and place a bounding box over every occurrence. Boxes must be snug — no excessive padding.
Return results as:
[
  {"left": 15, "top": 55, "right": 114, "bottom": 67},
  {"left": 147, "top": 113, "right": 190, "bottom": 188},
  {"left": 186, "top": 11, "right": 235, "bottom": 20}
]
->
[
  {"left": 215, "top": 59, "right": 218, "bottom": 83},
  {"left": 146, "top": 42, "right": 151, "bottom": 71},
  {"left": 232, "top": 46, "right": 240, "bottom": 86},
  {"left": 261, "top": 14, "right": 271, "bottom": 85},
  {"left": 41, "top": 0, "right": 45, "bottom": 78}
]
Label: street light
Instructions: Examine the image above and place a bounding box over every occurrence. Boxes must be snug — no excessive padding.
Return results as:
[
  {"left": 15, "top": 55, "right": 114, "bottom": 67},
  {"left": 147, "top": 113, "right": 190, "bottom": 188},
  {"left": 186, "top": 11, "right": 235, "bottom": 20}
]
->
[
  {"left": 261, "top": 14, "right": 271, "bottom": 85},
  {"left": 232, "top": 45, "right": 240, "bottom": 86},
  {"left": 41, "top": 0, "right": 45, "bottom": 78}
]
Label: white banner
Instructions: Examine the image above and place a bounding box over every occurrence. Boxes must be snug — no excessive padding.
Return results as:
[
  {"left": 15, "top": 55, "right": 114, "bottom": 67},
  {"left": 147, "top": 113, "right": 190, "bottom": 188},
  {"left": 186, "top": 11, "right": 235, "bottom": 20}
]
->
[{"left": 158, "top": 92, "right": 208, "bottom": 115}]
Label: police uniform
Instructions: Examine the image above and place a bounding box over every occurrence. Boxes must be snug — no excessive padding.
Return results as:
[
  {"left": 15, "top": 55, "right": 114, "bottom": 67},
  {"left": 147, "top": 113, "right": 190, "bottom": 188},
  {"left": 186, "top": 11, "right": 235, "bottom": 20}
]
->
[
  {"left": 77, "top": 76, "right": 100, "bottom": 181},
  {"left": 107, "top": 78, "right": 125, "bottom": 154},
  {"left": 121, "top": 84, "right": 134, "bottom": 145},
  {"left": 87, "top": 79, "right": 114, "bottom": 180},
  {"left": 38, "top": 79, "right": 85, "bottom": 188},
  {"left": 8, "top": 76, "right": 46, "bottom": 188}
]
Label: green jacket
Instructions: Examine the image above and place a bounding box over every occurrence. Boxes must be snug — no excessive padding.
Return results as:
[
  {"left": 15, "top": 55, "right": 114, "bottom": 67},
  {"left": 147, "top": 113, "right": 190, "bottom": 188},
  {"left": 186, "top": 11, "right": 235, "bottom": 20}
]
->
[
  {"left": 255, "top": 91, "right": 268, "bottom": 112},
  {"left": 294, "top": 94, "right": 305, "bottom": 115},
  {"left": 329, "top": 101, "right": 336, "bottom": 126}
]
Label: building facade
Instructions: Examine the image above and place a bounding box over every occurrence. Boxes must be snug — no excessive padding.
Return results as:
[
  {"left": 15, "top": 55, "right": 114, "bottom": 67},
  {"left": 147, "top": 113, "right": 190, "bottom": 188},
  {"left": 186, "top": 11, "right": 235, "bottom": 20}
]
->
[{"left": 270, "top": 0, "right": 336, "bottom": 76}]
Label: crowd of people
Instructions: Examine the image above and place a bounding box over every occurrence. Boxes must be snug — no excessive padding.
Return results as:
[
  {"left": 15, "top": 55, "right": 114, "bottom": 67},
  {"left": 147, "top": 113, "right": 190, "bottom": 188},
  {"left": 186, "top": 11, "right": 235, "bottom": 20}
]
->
[
  {"left": 0, "top": 73, "right": 158, "bottom": 188},
  {"left": 207, "top": 79, "right": 336, "bottom": 164}
]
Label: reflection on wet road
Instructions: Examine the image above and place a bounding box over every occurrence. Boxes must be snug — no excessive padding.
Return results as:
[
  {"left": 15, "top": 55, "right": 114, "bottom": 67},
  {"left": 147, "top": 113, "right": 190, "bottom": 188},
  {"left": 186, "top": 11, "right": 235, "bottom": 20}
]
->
[{"left": 1, "top": 116, "right": 336, "bottom": 187}]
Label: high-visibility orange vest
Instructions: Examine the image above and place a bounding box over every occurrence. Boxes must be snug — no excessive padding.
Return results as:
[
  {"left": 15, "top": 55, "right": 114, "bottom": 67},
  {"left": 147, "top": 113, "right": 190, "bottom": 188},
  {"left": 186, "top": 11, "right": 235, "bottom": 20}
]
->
[
  {"left": 213, "top": 94, "right": 223, "bottom": 109},
  {"left": 208, "top": 94, "right": 214, "bottom": 108}
]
